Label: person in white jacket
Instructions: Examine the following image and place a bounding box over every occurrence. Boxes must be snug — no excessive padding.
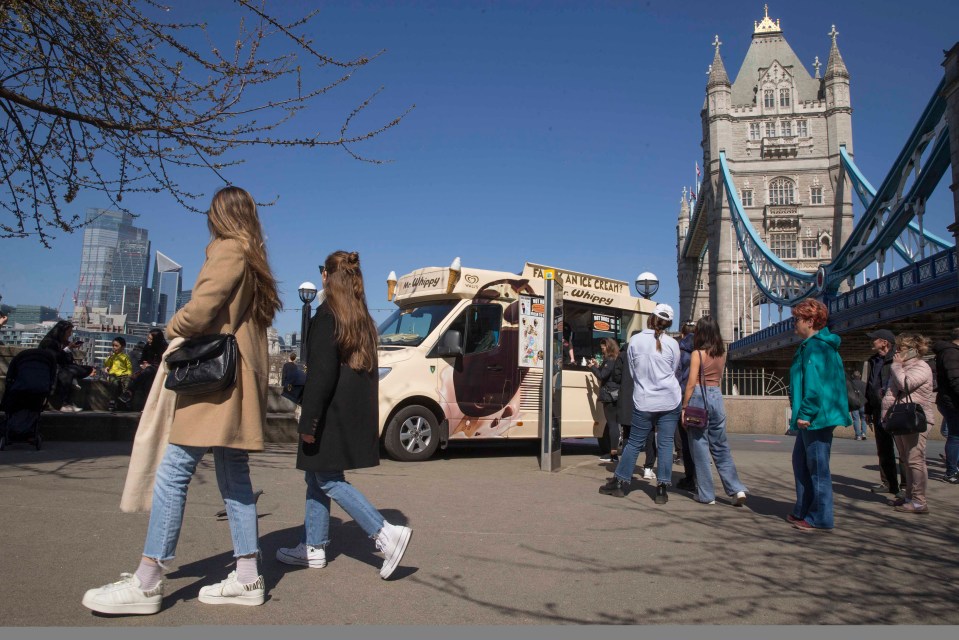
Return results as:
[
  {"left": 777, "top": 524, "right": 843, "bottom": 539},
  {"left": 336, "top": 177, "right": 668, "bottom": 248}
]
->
[{"left": 881, "top": 333, "right": 935, "bottom": 514}]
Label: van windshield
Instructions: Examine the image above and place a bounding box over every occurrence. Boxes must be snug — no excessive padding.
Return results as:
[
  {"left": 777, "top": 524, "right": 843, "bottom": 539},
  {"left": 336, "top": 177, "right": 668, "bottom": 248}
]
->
[{"left": 378, "top": 302, "right": 457, "bottom": 347}]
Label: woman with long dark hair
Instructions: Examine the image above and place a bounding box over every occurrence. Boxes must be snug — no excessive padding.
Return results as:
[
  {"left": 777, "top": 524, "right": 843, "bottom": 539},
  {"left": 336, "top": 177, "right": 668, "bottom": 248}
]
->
[
  {"left": 600, "top": 304, "right": 682, "bottom": 504},
  {"left": 39, "top": 319, "right": 92, "bottom": 412},
  {"left": 118, "top": 329, "right": 169, "bottom": 409},
  {"left": 83, "top": 186, "right": 282, "bottom": 613},
  {"left": 276, "top": 251, "right": 412, "bottom": 579},
  {"left": 589, "top": 337, "right": 621, "bottom": 463},
  {"left": 681, "top": 316, "right": 747, "bottom": 506}
]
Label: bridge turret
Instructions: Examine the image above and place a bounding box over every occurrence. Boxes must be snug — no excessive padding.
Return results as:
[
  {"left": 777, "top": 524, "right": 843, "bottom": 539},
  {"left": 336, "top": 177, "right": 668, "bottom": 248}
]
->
[{"left": 823, "top": 25, "right": 854, "bottom": 261}]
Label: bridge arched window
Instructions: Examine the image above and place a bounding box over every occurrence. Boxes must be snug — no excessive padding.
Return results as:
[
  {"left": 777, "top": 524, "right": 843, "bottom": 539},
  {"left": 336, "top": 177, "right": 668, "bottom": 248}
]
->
[{"left": 768, "top": 177, "right": 795, "bottom": 205}]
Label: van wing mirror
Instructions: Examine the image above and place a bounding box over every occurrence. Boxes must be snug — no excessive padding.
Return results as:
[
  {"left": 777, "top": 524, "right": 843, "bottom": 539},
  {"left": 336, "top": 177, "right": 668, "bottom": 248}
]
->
[{"left": 435, "top": 329, "right": 464, "bottom": 357}]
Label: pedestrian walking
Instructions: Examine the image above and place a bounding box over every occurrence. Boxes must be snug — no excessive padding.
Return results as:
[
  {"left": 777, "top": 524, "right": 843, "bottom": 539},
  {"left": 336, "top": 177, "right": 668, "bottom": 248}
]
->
[
  {"left": 847, "top": 370, "right": 867, "bottom": 440},
  {"left": 276, "top": 250, "right": 412, "bottom": 579},
  {"left": 82, "top": 186, "right": 281, "bottom": 614},
  {"left": 787, "top": 299, "right": 849, "bottom": 532},
  {"left": 599, "top": 303, "right": 681, "bottom": 504},
  {"left": 681, "top": 316, "right": 747, "bottom": 506}
]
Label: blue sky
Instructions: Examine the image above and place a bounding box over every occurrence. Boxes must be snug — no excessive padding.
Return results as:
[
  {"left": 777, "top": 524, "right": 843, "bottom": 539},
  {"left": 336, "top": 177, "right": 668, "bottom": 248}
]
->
[{"left": 2, "top": 0, "right": 958, "bottom": 336}]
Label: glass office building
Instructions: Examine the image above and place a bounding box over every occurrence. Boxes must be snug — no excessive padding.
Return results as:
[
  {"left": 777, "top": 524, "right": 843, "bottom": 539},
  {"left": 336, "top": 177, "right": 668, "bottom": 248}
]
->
[
  {"left": 77, "top": 209, "right": 150, "bottom": 314},
  {"left": 152, "top": 251, "right": 183, "bottom": 325}
]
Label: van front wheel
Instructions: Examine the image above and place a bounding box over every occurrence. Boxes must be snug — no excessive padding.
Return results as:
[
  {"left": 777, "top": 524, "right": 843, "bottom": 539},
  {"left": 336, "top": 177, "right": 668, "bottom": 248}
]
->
[{"left": 384, "top": 405, "right": 440, "bottom": 461}]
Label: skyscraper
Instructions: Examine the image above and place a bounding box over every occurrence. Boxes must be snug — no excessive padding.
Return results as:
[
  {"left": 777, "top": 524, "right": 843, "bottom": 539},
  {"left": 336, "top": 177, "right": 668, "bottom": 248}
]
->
[
  {"left": 152, "top": 251, "right": 183, "bottom": 324},
  {"left": 77, "top": 208, "right": 150, "bottom": 316}
]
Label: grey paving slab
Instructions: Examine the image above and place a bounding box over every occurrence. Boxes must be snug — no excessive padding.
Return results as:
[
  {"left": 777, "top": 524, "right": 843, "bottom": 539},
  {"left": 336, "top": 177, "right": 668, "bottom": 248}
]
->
[{"left": 0, "top": 435, "right": 956, "bottom": 627}]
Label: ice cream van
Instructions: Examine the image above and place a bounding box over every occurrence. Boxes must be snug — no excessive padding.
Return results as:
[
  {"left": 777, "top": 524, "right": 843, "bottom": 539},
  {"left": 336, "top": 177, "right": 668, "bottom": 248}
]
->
[{"left": 376, "top": 261, "right": 656, "bottom": 461}]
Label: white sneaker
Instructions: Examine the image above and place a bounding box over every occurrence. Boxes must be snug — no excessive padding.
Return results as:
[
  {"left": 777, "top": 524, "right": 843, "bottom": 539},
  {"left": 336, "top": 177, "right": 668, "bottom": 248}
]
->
[
  {"left": 276, "top": 542, "right": 327, "bottom": 568},
  {"left": 733, "top": 491, "right": 748, "bottom": 507},
  {"left": 374, "top": 522, "right": 412, "bottom": 580},
  {"left": 81, "top": 573, "right": 162, "bottom": 615},
  {"left": 695, "top": 497, "right": 717, "bottom": 505},
  {"left": 59, "top": 404, "right": 82, "bottom": 412},
  {"left": 198, "top": 571, "right": 265, "bottom": 606},
  {"left": 643, "top": 468, "right": 656, "bottom": 481}
]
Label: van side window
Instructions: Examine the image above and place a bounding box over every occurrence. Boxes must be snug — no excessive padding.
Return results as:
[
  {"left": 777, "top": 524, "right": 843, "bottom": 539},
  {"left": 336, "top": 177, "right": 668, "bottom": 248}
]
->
[{"left": 455, "top": 304, "right": 502, "bottom": 355}]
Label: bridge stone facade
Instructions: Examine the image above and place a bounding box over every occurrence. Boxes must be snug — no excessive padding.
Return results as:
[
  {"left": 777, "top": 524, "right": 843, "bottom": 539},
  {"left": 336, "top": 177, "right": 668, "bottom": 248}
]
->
[{"left": 677, "top": 9, "right": 855, "bottom": 342}]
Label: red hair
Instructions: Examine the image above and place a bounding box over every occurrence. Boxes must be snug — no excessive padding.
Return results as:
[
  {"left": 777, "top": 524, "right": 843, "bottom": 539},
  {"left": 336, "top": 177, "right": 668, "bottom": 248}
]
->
[{"left": 791, "top": 299, "right": 828, "bottom": 330}]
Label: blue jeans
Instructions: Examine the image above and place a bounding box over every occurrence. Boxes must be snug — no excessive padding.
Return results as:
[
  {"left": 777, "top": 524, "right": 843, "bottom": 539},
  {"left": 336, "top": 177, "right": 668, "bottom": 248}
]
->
[
  {"left": 144, "top": 444, "right": 259, "bottom": 562},
  {"left": 687, "top": 387, "right": 747, "bottom": 502},
  {"left": 614, "top": 405, "right": 681, "bottom": 486},
  {"left": 302, "top": 471, "right": 386, "bottom": 546},
  {"left": 791, "top": 427, "right": 835, "bottom": 529},
  {"left": 940, "top": 407, "right": 959, "bottom": 476},
  {"left": 850, "top": 408, "right": 866, "bottom": 438}
]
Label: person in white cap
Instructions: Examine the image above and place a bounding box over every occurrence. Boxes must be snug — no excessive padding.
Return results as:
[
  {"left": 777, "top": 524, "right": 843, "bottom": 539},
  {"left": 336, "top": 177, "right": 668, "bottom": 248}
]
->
[{"left": 600, "top": 303, "right": 681, "bottom": 504}]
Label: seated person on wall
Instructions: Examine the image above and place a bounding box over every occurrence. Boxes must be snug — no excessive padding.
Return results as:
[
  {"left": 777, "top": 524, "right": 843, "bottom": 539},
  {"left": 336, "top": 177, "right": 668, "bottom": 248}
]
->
[
  {"left": 38, "top": 320, "right": 93, "bottom": 412},
  {"left": 103, "top": 337, "right": 133, "bottom": 410},
  {"left": 118, "top": 329, "right": 168, "bottom": 410}
]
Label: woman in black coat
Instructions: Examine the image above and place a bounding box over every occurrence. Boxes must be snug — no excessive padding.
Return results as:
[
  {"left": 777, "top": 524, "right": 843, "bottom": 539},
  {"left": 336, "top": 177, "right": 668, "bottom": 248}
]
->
[
  {"left": 277, "top": 251, "right": 412, "bottom": 580},
  {"left": 589, "top": 338, "right": 621, "bottom": 462}
]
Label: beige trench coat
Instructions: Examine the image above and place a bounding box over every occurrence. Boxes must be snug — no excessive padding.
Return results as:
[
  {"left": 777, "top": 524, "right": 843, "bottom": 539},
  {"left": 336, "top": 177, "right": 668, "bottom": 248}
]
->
[{"left": 165, "top": 238, "right": 268, "bottom": 450}]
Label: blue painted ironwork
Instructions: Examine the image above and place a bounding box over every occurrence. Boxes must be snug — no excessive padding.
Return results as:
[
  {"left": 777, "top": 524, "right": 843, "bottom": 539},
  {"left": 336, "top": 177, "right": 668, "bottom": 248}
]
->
[{"left": 839, "top": 145, "right": 953, "bottom": 265}]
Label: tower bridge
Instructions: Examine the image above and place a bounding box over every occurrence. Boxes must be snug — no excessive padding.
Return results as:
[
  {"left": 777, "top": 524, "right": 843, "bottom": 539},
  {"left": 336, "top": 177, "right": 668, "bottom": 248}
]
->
[{"left": 676, "top": 7, "right": 959, "bottom": 372}]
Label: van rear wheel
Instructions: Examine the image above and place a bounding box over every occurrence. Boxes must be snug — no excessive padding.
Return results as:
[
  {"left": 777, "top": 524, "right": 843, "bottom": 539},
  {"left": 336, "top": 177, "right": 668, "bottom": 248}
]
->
[{"left": 384, "top": 405, "right": 440, "bottom": 462}]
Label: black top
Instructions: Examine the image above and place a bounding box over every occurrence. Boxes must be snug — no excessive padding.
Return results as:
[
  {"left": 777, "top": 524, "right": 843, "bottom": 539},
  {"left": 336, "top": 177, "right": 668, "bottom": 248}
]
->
[
  {"left": 865, "top": 351, "right": 893, "bottom": 419},
  {"left": 615, "top": 349, "right": 634, "bottom": 426},
  {"left": 934, "top": 340, "right": 959, "bottom": 412},
  {"left": 296, "top": 303, "right": 380, "bottom": 472}
]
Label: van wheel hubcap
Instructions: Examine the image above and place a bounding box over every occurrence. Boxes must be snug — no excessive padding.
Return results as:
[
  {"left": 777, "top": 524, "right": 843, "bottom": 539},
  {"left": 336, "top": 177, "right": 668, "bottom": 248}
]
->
[{"left": 399, "top": 416, "right": 432, "bottom": 453}]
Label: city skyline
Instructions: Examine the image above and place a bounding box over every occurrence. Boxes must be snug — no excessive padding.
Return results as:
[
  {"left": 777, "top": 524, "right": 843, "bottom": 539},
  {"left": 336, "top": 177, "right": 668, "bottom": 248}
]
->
[{"left": 2, "top": 2, "right": 958, "bottom": 337}]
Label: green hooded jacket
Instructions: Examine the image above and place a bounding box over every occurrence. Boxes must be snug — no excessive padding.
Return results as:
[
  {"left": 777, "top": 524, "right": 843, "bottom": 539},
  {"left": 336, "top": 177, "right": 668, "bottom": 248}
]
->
[{"left": 789, "top": 327, "right": 851, "bottom": 431}]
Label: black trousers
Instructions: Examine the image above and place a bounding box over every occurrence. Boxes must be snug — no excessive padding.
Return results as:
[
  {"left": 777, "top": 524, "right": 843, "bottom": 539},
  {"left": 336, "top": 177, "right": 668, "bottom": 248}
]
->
[
  {"left": 678, "top": 424, "right": 696, "bottom": 478},
  {"left": 871, "top": 413, "right": 903, "bottom": 493},
  {"left": 599, "top": 402, "right": 621, "bottom": 455}
]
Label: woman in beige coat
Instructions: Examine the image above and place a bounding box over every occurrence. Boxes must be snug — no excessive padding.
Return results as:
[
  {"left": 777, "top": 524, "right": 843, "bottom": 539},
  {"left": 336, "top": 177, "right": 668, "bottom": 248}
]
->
[
  {"left": 881, "top": 333, "right": 935, "bottom": 514},
  {"left": 83, "top": 186, "right": 282, "bottom": 615}
]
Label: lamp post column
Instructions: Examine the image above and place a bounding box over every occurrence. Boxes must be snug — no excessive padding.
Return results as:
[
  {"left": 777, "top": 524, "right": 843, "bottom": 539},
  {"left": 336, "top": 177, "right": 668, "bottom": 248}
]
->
[{"left": 297, "top": 281, "right": 318, "bottom": 360}]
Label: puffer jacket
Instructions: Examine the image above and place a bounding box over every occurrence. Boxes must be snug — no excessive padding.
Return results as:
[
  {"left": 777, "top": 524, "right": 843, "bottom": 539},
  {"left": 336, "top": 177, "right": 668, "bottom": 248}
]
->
[{"left": 881, "top": 356, "right": 935, "bottom": 428}]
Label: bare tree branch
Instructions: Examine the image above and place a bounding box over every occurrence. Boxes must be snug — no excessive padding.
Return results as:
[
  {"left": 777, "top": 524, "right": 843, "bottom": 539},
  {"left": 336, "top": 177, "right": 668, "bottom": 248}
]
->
[{"left": 0, "top": 0, "right": 413, "bottom": 245}]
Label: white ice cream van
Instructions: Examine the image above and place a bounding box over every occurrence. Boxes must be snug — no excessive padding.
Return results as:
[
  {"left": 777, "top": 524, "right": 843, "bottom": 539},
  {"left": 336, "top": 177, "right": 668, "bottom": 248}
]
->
[{"left": 376, "top": 262, "right": 655, "bottom": 461}]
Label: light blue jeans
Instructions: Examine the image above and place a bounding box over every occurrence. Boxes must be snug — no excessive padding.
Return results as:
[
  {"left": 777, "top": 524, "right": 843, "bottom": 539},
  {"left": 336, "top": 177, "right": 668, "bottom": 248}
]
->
[
  {"left": 791, "top": 427, "right": 835, "bottom": 529},
  {"left": 144, "top": 443, "right": 259, "bottom": 562},
  {"left": 687, "top": 386, "right": 747, "bottom": 502},
  {"left": 614, "top": 405, "right": 681, "bottom": 486},
  {"left": 850, "top": 408, "right": 866, "bottom": 438},
  {"left": 302, "top": 471, "right": 386, "bottom": 547}
]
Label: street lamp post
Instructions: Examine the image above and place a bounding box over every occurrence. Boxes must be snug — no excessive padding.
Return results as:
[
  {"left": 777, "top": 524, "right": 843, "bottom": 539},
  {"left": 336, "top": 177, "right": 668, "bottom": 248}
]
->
[
  {"left": 297, "top": 281, "right": 317, "bottom": 358},
  {"left": 634, "top": 272, "right": 660, "bottom": 300}
]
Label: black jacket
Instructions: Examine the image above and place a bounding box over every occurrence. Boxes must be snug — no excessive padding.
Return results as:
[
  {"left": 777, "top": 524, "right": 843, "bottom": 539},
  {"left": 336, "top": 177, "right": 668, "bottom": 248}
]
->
[
  {"left": 615, "top": 349, "right": 634, "bottom": 426},
  {"left": 589, "top": 358, "right": 619, "bottom": 404},
  {"left": 865, "top": 351, "right": 893, "bottom": 420},
  {"left": 934, "top": 340, "right": 959, "bottom": 413},
  {"left": 846, "top": 378, "right": 866, "bottom": 411},
  {"left": 296, "top": 303, "right": 380, "bottom": 472},
  {"left": 677, "top": 333, "right": 695, "bottom": 390}
]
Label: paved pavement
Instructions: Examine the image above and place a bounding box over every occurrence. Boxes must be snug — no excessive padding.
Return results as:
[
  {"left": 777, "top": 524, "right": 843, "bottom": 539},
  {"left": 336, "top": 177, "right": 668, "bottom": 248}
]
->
[{"left": 0, "top": 434, "right": 957, "bottom": 627}]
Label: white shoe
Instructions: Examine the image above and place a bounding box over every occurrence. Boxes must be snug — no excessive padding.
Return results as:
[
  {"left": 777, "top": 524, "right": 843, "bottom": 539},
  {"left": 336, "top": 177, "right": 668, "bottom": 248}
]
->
[
  {"left": 375, "top": 522, "right": 412, "bottom": 580},
  {"left": 81, "top": 573, "right": 162, "bottom": 615},
  {"left": 695, "top": 497, "right": 717, "bottom": 505},
  {"left": 643, "top": 468, "right": 656, "bottom": 481},
  {"left": 733, "top": 491, "right": 747, "bottom": 507},
  {"left": 59, "top": 404, "right": 82, "bottom": 412},
  {"left": 276, "top": 542, "right": 327, "bottom": 568},
  {"left": 198, "top": 571, "right": 265, "bottom": 606}
]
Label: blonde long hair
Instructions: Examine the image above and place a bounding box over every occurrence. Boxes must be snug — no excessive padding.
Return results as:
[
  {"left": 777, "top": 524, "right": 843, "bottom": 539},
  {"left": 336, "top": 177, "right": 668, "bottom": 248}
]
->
[
  {"left": 206, "top": 186, "right": 282, "bottom": 328},
  {"left": 323, "top": 251, "right": 378, "bottom": 372}
]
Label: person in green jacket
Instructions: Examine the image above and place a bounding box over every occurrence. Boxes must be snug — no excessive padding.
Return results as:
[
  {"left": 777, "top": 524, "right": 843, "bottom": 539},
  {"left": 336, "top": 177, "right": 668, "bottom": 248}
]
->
[{"left": 787, "top": 299, "right": 850, "bottom": 532}]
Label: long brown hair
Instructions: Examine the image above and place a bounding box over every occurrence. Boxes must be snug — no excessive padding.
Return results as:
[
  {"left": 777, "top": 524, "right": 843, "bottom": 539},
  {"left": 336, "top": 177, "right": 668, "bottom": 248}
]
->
[
  {"left": 206, "top": 186, "right": 282, "bottom": 328},
  {"left": 601, "top": 337, "right": 619, "bottom": 360},
  {"left": 323, "top": 250, "right": 378, "bottom": 372},
  {"left": 693, "top": 316, "right": 726, "bottom": 358}
]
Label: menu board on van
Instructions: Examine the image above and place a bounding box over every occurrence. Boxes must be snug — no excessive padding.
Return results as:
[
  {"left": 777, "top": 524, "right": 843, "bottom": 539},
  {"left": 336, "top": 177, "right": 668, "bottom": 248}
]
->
[{"left": 519, "top": 295, "right": 546, "bottom": 369}]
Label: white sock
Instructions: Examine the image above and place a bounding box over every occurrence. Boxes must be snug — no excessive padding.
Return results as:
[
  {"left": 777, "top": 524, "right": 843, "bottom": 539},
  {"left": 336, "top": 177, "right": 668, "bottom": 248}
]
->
[
  {"left": 236, "top": 556, "right": 259, "bottom": 584},
  {"left": 135, "top": 558, "right": 163, "bottom": 591}
]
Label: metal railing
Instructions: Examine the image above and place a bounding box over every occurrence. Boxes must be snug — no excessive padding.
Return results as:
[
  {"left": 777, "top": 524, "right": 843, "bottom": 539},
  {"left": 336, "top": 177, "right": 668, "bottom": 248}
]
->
[{"left": 721, "top": 367, "right": 788, "bottom": 397}]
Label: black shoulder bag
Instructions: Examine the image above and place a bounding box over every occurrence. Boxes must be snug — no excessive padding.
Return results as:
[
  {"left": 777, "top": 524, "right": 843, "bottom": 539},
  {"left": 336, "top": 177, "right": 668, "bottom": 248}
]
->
[
  {"left": 883, "top": 377, "right": 928, "bottom": 436},
  {"left": 164, "top": 306, "right": 248, "bottom": 396}
]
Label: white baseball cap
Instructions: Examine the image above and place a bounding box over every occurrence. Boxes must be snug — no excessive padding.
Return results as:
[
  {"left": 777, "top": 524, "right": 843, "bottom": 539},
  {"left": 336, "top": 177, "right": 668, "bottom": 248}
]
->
[{"left": 653, "top": 303, "right": 674, "bottom": 322}]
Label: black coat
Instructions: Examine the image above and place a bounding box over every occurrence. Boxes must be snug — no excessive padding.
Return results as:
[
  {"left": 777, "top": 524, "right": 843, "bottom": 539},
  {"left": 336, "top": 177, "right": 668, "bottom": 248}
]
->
[
  {"left": 615, "top": 349, "right": 634, "bottom": 426},
  {"left": 296, "top": 303, "right": 380, "bottom": 472},
  {"left": 589, "top": 358, "right": 619, "bottom": 403},
  {"left": 865, "top": 351, "right": 893, "bottom": 420},
  {"left": 934, "top": 340, "right": 959, "bottom": 412}
]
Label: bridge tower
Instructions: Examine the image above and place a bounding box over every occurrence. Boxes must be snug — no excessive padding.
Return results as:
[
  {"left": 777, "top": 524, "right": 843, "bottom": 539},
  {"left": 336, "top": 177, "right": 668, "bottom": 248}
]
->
[{"left": 677, "top": 8, "right": 855, "bottom": 341}]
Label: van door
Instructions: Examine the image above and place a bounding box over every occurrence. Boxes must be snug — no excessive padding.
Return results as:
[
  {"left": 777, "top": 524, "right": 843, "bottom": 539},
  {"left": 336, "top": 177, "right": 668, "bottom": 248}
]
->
[{"left": 437, "top": 303, "right": 514, "bottom": 438}]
